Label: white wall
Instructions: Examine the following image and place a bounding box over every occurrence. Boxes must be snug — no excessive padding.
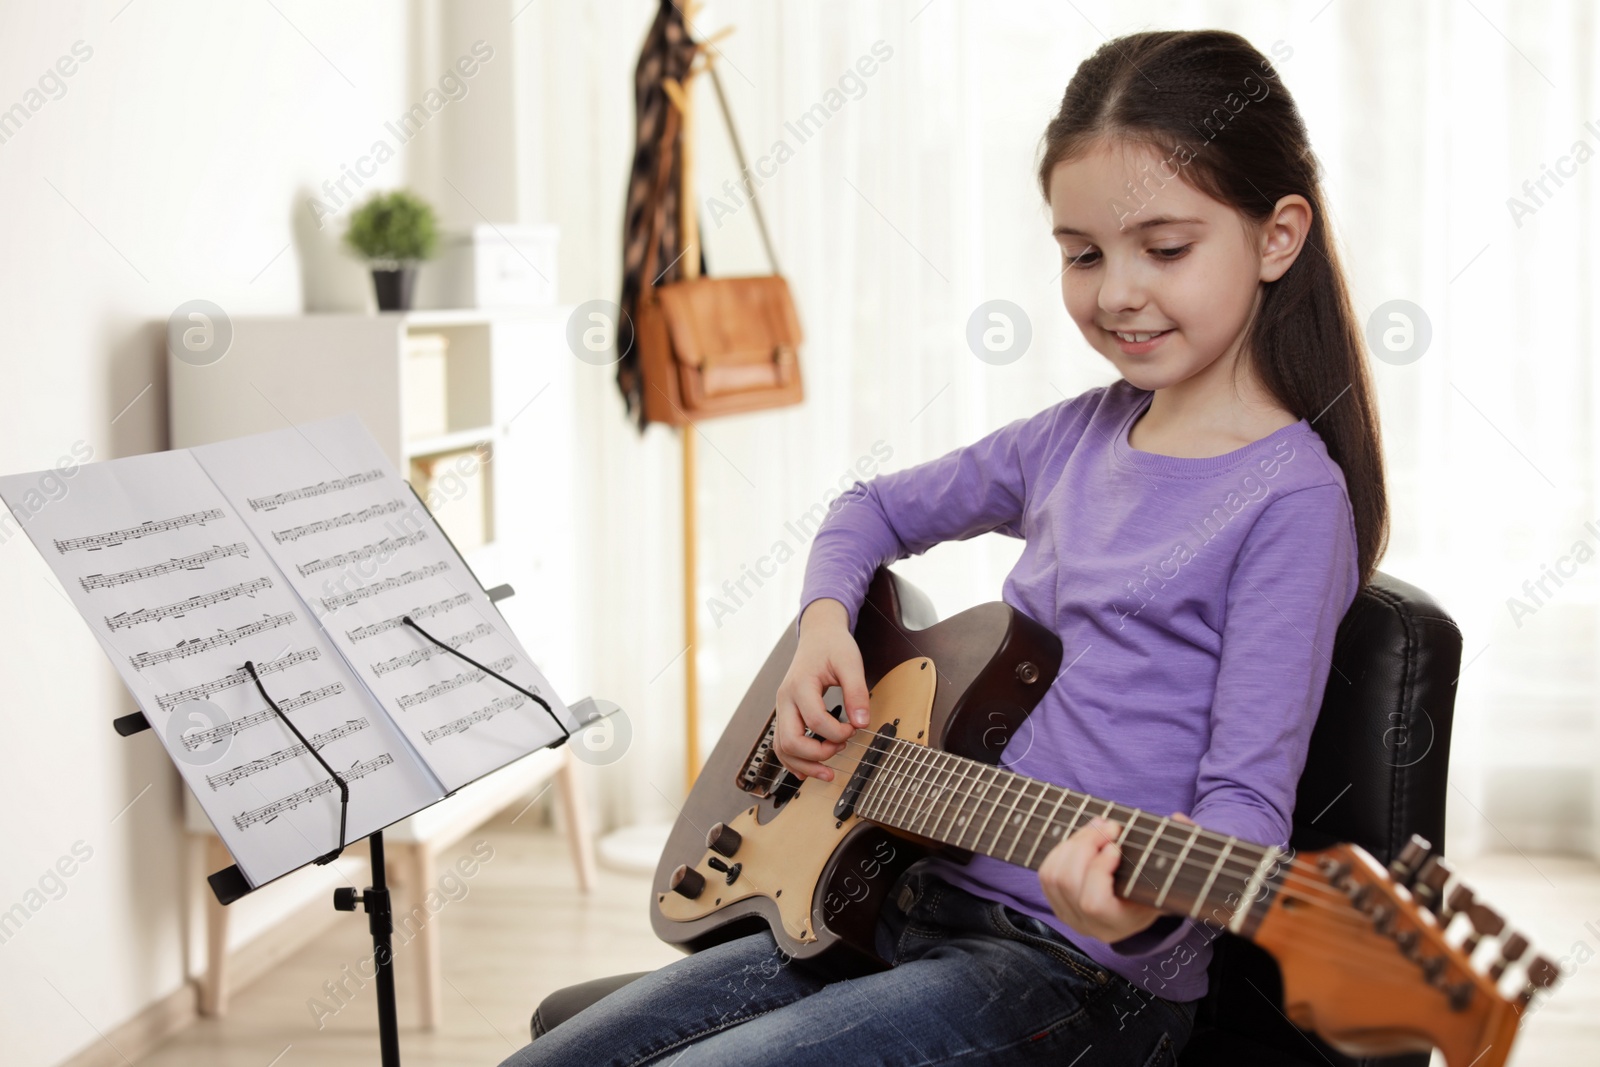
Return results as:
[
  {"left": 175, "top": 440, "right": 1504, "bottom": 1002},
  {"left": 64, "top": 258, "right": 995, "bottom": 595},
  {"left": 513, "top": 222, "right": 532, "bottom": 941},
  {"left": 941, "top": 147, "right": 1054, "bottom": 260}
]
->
[{"left": 0, "top": 3, "right": 458, "bottom": 1063}]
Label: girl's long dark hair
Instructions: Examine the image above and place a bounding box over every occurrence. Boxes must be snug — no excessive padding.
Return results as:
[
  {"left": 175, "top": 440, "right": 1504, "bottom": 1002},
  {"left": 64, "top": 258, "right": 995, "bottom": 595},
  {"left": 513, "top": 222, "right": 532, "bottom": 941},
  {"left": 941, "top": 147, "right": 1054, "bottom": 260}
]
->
[{"left": 1037, "top": 29, "right": 1389, "bottom": 587}]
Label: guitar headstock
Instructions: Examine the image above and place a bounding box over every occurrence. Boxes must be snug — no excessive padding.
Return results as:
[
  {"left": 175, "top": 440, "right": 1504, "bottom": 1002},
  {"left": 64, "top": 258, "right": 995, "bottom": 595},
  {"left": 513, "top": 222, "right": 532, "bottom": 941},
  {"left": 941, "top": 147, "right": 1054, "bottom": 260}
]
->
[{"left": 1251, "top": 835, "right": 1561, "bottom": 1067}]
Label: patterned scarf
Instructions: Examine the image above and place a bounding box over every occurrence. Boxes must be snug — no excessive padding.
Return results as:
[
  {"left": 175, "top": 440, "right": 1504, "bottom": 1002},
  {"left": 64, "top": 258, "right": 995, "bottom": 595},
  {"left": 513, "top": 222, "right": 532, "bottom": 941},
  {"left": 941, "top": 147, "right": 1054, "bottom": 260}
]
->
[{"left": 616, "top": 0, "right": 704, "bottom": 433}]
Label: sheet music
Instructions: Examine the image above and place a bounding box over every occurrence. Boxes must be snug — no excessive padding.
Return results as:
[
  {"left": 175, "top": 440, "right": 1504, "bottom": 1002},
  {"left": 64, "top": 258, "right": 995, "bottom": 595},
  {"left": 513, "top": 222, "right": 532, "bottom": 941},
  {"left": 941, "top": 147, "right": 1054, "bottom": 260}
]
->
[
  {"left": 189, "top": 414, "right": 575, "bottom": 792},
  {"left": 0, "top": 451, "right": 446, "bottom": 887}
]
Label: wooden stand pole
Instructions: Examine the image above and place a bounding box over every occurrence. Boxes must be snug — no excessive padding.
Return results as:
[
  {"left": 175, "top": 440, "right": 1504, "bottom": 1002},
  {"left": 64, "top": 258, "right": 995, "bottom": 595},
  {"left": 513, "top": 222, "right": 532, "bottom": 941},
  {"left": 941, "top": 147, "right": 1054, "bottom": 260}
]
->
[{"left": 661, "top": 7, "right": 732, "bottom": 792}]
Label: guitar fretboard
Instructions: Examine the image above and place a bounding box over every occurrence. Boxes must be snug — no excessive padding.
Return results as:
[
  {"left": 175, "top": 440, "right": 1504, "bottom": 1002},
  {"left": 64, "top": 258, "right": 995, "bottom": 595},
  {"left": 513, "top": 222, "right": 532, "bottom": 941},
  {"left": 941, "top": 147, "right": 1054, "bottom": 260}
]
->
[{"left": 855, "top": 736, "right": 1283, "bottom": 933}]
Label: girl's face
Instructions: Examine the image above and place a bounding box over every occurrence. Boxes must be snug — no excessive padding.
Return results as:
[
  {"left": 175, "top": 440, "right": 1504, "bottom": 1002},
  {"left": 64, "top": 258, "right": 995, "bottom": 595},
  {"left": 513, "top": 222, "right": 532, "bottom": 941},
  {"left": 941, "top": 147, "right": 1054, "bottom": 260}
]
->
[{"left": 1047, "top": 140, "right": 1300, "bottom": 394}]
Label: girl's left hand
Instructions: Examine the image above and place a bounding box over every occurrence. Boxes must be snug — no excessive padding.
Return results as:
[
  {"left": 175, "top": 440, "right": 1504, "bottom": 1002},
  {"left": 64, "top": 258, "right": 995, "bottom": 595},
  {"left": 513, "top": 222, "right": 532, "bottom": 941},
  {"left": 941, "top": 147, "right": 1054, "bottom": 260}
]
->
[{"left": 1039, "top": 812, "right": 1194, "bottom": 944}]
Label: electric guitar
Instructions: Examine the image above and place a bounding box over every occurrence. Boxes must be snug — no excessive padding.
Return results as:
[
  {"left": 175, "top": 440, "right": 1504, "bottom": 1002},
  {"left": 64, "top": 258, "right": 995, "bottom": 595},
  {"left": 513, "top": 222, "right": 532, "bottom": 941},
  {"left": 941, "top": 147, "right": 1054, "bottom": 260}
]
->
[{"left": 650, "top": 569, "right": 1560, "bottom": 1066}]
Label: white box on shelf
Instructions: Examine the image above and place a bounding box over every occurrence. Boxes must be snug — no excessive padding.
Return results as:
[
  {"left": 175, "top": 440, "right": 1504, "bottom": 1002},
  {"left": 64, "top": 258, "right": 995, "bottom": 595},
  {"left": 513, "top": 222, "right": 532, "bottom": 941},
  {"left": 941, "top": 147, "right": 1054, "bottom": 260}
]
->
[
  {"left": 418, "top": 223, "right": 558, "bottom": 310},
  {"left": 410, "top": 445, "right": 493, "bottom": 553},
  {"left": 403, "top": 332, "right": 450, "bottom": 440}
]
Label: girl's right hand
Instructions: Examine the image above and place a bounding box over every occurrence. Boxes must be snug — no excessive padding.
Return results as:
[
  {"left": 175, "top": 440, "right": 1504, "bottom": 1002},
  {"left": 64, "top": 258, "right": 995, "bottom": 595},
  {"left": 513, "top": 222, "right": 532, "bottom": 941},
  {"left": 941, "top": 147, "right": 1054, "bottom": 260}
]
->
[{"left": 773, "top": 598, "right": 873, "bottom": 783}]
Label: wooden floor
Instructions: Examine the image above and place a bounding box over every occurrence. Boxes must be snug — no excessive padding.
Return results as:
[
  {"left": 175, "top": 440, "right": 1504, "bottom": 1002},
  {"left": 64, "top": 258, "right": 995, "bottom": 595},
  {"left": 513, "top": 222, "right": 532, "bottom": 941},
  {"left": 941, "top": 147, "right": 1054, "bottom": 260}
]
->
[{"left": 131, "top": 812, "right": 1599, "bottom": 1066}]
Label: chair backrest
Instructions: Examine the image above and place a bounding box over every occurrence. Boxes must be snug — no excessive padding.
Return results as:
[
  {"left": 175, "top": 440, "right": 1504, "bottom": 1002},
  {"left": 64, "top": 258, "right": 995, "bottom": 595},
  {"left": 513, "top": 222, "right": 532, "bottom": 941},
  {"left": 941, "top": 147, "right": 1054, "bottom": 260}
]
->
[{"left": 1177, "top": 570, "right": 1463, "bottom": 1067}]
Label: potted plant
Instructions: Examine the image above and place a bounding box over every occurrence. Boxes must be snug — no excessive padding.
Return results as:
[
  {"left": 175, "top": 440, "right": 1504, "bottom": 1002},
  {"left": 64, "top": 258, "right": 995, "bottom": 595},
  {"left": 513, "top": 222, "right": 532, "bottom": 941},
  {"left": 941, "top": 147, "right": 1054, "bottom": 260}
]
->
[{"left": 344, "top": 189, "right": 439, "bottom": 311}]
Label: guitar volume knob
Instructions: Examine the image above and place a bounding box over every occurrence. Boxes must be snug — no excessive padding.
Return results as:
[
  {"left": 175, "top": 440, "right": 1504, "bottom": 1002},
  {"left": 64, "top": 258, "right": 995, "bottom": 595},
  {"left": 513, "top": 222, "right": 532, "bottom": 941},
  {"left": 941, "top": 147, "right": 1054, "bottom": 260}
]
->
[
  {"left": 670, "top": 864, "right": 706, "bottom": 900},
  {"left": 707, "top": 822, "right": 743, "bottom": 857}
]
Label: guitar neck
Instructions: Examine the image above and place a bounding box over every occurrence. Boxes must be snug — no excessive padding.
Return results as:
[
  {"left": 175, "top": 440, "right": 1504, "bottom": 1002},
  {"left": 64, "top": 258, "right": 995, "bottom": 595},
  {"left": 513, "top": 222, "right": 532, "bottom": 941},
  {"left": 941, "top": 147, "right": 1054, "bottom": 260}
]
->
[{"left": 855, "top": 736, "right": 1284, "bottom": 935}]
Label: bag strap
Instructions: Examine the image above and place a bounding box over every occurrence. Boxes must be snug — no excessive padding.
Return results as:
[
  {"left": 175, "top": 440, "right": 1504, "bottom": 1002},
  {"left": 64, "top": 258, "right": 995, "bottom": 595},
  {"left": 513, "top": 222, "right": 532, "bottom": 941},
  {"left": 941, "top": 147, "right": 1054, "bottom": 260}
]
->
[
  {"left": 641, "top": 64, "right": 782, "bottom": 291},
  {"left": 707, "top": 63, "right": 781, "bottom": 276}
]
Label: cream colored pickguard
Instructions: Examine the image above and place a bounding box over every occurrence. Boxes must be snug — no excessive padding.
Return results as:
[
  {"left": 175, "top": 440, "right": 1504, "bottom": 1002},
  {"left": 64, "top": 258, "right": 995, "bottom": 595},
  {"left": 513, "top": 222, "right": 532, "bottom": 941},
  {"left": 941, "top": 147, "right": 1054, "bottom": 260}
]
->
[{"left": 658, "top": 657, "right": 937, "bottom": 944}]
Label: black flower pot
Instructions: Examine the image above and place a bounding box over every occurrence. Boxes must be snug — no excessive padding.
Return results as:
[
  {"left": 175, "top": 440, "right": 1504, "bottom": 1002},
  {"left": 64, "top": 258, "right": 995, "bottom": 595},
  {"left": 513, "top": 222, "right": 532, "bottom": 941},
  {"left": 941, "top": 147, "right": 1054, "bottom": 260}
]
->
[{"left": 371, "top": 266, "right": 417, "bottom": 311}]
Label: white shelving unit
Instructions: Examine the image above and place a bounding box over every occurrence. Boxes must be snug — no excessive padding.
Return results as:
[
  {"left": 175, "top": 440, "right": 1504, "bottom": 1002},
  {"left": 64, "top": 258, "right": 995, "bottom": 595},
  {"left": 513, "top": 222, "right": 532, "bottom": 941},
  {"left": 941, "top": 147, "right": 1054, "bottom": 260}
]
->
[{"left": 168, "top": 307, "right": 594, "bottom": 1027}]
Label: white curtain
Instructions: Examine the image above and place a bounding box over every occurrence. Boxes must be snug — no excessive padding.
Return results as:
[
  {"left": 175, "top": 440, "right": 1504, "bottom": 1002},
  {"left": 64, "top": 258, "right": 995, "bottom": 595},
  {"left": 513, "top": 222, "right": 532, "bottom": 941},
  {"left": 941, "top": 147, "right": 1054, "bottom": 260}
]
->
[{"left": 515, "top": 0, "right": 1600, "bottom": 861}]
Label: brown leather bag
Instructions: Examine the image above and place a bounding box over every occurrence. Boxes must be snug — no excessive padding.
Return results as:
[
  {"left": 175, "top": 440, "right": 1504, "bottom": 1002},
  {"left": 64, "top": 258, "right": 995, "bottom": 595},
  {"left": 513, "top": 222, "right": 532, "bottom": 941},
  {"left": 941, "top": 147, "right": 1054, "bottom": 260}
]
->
[{"left": 637, "top": 69, "right": 804, "bottom": 426}]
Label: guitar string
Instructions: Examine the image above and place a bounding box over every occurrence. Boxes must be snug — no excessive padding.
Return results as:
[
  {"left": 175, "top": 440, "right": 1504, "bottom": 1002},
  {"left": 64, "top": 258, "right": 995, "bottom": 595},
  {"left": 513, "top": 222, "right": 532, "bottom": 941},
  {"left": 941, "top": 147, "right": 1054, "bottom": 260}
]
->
[
  {"left": 736, "top": 732, "right": 1499, "bottom": 980},
  {"left": 869, "top": 735, "right": 1408, "bottom": 930},
  {"left": 745, "top": 723, "right": 1504, "bottom": 956},
  {"left": 744, "top": 726, "right": 1418, "bottom": 919},
  {"left": 746, "top": 726, "right": 1294, "bottom": 885},
  {"left": 731, "top": 729, "right": 1519, "bottom": 980},
  {"left": 864, "top": 732, "right": 1377, "bottom": 922}
]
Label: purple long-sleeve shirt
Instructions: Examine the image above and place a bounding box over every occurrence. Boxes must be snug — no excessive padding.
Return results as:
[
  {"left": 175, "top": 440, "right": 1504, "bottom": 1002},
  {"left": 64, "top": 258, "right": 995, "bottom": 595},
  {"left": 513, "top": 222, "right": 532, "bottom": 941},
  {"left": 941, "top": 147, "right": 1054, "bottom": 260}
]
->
[{"left": 798, "top": 378, "right": 1361, "bottom": 1001}]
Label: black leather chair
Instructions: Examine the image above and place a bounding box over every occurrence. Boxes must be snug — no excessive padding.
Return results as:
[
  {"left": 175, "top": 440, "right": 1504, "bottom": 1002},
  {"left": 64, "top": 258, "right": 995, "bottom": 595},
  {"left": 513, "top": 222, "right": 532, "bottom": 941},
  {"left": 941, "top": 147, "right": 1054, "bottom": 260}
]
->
[{"left": 529, "top": 570, "right": 1462, "bottom": 1067}]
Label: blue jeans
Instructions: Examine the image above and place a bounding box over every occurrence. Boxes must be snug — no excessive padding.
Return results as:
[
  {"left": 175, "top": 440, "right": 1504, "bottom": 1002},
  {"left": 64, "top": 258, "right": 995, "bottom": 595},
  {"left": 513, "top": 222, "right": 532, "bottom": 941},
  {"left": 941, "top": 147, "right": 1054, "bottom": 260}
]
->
[{"left": 498, "top": 864, "right": 1197, "bottom": 1066}]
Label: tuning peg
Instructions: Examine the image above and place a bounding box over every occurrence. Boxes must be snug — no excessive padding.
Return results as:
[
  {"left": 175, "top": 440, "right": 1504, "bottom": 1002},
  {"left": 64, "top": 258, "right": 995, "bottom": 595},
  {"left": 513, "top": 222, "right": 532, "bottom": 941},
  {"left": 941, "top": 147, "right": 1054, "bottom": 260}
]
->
[
  {"left": 706, "top": 822, "right": 743, "bottom": 857},
  {"left": 1442, "top": 883, "right": 1475, "bottom": 926},
  {"left": 670, "top": 863, "right": 706, "bottom": 900},
  {"left": 1389, "top": 835, "right": 1432, "bottom": 887},
  {"left": 1412, "top": 855, "right": 1453, "bottom": 912},
  {"left": 1461, "top": 902, "right": 1505, "bottom": 956},
  {"left": 1489, "top": 932, "right": 1528, "bottom": 981},
  {"left": 1444, "top": 979, "right": 1475, "bottom": 1012},
  {"left": 1516, "top": 955, "right": 1562, "bottom": 1008}
]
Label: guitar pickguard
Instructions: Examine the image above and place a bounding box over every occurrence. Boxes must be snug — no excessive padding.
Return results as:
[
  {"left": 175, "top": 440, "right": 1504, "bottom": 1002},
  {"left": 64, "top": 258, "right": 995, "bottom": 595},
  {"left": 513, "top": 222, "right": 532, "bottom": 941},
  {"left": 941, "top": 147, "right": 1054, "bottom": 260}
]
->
[{"left": 657, "top": 657, "right": 938, "bottom": 948}]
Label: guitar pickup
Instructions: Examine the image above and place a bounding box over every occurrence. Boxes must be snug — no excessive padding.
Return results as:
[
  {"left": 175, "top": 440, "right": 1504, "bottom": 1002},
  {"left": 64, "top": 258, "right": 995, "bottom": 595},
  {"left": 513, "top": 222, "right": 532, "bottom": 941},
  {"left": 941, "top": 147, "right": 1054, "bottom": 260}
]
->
[
  {"left": 834, "top": 722, "right": 896, "bottom": 820},
  {"left": 738, "top": 702, "right": 850, "bottom": 802}
]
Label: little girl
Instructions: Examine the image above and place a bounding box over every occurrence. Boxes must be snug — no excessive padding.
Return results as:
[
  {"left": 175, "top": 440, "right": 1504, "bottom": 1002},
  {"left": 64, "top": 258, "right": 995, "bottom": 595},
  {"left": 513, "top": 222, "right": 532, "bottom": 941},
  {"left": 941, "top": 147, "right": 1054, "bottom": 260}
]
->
[{"left": 501, "top": 27, "right": 1386, "bottom": 1067}]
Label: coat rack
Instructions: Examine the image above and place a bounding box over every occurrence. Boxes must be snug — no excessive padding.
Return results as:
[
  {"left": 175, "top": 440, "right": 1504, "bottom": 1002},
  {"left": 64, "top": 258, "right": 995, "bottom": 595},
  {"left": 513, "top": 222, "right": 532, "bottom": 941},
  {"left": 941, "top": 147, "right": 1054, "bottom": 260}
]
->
[{"left": 660, "top": 6, "right": 735, "bottom": 792}]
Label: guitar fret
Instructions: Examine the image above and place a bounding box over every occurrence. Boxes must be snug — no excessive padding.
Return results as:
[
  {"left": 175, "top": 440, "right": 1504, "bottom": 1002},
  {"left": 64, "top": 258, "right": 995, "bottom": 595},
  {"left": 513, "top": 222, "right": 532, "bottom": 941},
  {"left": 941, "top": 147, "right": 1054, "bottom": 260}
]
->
[
  {"left": 1227, "top": 845, "right": 1281, "bottom": 934},
  {"left": 857, "top": 741, "right": 889, "bottom": 822},
  {"left": 1122, "top": 814, "right": 1169, "bottom": 899},
  {"left": 1005, "top": 778, "right": 1049, "bottom": 864},
  {"left": 908, "top": 748, "right": 940, "bottom": 838},
  {"left": 894, "top": 743, "right": 931, "bottom": 830},
  {"left": 872, "top": 743, "right": 912, "bottom": 826},
  {"left": 1052, "top": 792, "right": 1091, "bottom": 850},
  {"left": 1190, "top": 836, "right": 1236, "bottom": 920},
  {"left": 947, "top": 755, "right": 980, "bottom": 848},
  {"left": 1023, "top": 786, "right": 1069, "bottom": 868},
  {"left": 1156, "top": 823, "right": 1202, "bottom": 909},
  {"left": 931, "top": 750, "right": 964, "bottom": 841},
  {"left": 898, "top": 744, "right": 934, "bottom": 830},
  {"left": 995, "top": 775, "right": 1029, "bottom": 862},
  {"left": 968, "top": 766, "right": 1007, "bottom": 853}
]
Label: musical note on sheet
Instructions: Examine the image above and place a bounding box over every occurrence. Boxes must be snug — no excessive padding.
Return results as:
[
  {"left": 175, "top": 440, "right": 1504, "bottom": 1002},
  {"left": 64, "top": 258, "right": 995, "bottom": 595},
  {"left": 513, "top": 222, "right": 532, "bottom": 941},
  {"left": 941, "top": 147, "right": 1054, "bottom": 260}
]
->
[
  {"left": 130, "top": 612, "right": 298, "bottom": 670},
  {"left": 370, "top": 623, "right": 494, "bottom": 675},
  {"left": 318, "top": 562, "right": 451, "bottom": 613},
  {"left": 106, "top": 576, "right": 274, "bottom": 630},
  {"left": 421, "top": 695, "right": 526, "bottom": 744},
  {"left": 270, "top": 500, "right": 409, "bottom": 544},
  {"left": 206, "top": 718, "right": 372, "bottom": 790},
  {"left": 246, "top": 469, "right": 384, "bottom": 511},
  {"left": 81, "top": 542, "right": 251, "bottom": 591},
  {"left": 345, "top": 594, "right": 472, "bottom": 642},
  {"left": 396, "top": 656, "right": 518, "bottom": 710},
  {"left": 179, "top": 684, "right": 344, "bottom": 749},
  {"left": 233, "top": 754, "right": 396, "bottom": 830},
  {"left": 53, "top": 509, "right": 224, "bottom": 553},
  {"left": 297, "top": 531, "right": 428, "bottom": 577}
]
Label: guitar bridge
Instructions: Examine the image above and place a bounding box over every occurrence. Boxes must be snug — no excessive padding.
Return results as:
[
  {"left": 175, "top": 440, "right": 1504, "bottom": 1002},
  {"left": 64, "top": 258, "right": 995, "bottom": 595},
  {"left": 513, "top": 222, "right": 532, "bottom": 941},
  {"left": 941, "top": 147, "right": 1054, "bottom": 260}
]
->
[{"left": 737, "top": 703, "right": 848, "bottom": 800}]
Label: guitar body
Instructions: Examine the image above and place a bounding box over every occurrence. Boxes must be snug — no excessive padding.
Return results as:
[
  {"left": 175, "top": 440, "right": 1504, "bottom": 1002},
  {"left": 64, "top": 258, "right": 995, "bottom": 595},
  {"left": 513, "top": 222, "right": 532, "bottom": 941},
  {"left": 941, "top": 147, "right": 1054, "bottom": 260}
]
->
[{"left": 650, "top": 568, "right": 1062, "bottom": 971}]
